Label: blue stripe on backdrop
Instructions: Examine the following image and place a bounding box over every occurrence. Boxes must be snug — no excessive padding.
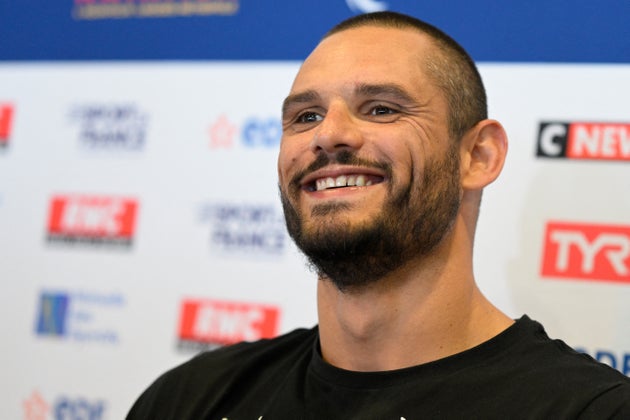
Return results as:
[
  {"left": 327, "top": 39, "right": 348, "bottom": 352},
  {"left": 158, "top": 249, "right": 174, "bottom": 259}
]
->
[{"left": 0, "top": 0, "right": 629, "bottom": 62}]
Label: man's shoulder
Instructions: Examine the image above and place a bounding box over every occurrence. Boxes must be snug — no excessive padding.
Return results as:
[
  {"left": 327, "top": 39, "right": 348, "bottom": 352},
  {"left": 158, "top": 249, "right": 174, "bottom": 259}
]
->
[
  {"left": 497, "top": 315, "right": 630, "bottom": 412},
  {"left": 512, "top": 316, "right": 627, "bottom": 378}
]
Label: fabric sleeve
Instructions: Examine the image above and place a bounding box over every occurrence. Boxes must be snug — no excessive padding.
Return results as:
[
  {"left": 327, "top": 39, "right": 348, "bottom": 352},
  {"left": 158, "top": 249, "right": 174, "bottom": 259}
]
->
[{"left": 578, "top": 383, "right": 630, "bottom": 419}]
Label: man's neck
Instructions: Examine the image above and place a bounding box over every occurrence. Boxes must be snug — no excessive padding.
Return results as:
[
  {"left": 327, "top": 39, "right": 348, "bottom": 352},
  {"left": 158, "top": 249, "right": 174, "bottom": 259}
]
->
[{"left": 316, "top": 254, "right": 513, "bottom": 372}]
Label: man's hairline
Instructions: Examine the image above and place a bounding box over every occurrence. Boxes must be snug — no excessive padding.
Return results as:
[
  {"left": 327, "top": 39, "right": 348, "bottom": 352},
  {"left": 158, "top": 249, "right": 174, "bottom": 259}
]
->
[{"left": 320, "top": 22, "right": 445, "bottom": 75}]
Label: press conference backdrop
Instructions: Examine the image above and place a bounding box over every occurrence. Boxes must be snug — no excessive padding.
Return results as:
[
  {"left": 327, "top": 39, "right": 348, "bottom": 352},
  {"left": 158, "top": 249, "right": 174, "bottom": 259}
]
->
[{"left": 1, "top": 1, "right": 629, "bottom": 418}]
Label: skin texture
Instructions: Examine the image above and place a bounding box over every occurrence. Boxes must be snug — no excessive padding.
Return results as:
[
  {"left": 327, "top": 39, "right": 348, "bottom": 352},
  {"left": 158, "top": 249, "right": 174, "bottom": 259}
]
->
[{"left": 278, "top": 25, "right": 513, "bottom": 372}]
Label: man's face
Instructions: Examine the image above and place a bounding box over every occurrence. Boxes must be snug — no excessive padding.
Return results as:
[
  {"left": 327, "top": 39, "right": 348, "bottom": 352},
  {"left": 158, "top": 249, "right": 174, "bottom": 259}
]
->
[{"left": 278, "top": 26, "right": 462, "bottom": 290}]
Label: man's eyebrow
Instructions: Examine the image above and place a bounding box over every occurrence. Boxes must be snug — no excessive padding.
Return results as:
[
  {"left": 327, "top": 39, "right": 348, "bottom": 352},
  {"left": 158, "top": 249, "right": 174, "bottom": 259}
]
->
[
  {"left": 282, "top": 90, "right": 321, "bottom": 117},
  {"left": 355, "top": 83, "right": 416, "bottom": 103},
  {"left": 281, "top": 84, "right": 416, "bottom": 117}
]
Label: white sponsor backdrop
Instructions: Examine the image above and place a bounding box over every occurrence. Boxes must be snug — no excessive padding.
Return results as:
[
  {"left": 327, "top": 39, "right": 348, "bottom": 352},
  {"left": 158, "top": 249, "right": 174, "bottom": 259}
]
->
[{"left": 0, "top": 62, "right": 629, "bottom": 419}]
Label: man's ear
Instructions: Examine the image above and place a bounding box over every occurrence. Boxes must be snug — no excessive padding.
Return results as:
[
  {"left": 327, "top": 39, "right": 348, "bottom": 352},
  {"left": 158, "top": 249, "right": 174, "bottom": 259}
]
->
[{"left": 460, "top": 119, "right": 508, "bottom": 191}]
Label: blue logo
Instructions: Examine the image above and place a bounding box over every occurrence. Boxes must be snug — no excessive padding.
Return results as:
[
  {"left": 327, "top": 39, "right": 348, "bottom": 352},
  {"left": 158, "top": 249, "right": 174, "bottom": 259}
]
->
[
  {"left": 35, "top": 293, "right": 70, "bottom": 337},
  {"left": 242, "top": 118, "right": 281, "bottom": 148},
  {"left": 34, "top": 290, "right": 125, "bottom": 344},
  {"left": 199, "top": 203, "right": 286, "bottom": 256},
  {"left": 54, "top": 396, "right": 106, "bottom": 420},
  {"left": 70, "top": 104, "right": 149, "bottom": 151}
]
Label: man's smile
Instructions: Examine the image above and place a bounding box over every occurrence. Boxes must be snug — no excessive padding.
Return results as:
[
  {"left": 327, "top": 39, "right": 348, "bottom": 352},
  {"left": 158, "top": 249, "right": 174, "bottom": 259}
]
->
[
  {"left": 300, "top": 167, "right": 387, "bottom": 193},
  {"left": 314, "top": 174, "right": 380, "bottom": 191}
]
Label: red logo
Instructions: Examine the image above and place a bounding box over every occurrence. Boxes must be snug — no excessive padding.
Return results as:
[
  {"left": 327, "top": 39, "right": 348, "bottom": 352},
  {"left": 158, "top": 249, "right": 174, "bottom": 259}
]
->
[
  {"left": 178, "top": 298, "right": 280, "bottom": 350},
  {"left": 23, "top": 390, "right": 49, "bottom": 420},
  {"left": 47, "top": 194, "right": 138, "bottom": 245},
  {"left": 208, "top": 114, "right": 237, "bottom": 149},
  {"left": 541, "top": 221, "right": 630, "bottom": 283},
  {"left": 0, "top": 103, "right": 14, "bottom": 147},
  {"left": 537, "top": 121, "right": 630, "bottom": 161}
]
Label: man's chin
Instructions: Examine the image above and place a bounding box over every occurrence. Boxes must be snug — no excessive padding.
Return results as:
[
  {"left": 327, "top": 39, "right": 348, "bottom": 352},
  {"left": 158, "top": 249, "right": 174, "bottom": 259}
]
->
[{"left": 306, "top": 246, "right": 400, "bottom": 292}]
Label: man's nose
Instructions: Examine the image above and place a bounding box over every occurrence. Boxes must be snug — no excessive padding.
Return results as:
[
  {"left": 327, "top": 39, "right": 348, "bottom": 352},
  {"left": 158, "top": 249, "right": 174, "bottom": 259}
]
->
[{"left": 310, "top": 103, "right": 363, "bottom": 155}]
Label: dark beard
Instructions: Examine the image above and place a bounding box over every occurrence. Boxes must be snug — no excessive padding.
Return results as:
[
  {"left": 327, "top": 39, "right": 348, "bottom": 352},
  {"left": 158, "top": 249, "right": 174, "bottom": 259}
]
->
[{"left": 279, "top": 147, "right": 461, "bottom": 292}]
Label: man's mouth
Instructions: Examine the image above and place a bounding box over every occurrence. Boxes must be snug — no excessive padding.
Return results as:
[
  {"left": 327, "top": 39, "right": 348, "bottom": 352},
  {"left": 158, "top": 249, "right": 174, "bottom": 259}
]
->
[{"left": 307, "top": 174, "right": 385, "bottom": 192}]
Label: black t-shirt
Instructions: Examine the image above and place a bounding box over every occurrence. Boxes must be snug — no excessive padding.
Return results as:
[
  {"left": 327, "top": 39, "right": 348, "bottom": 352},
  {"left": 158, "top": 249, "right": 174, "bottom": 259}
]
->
[{"left": 128, "top": 316, "right": 630, "bottom": 419}]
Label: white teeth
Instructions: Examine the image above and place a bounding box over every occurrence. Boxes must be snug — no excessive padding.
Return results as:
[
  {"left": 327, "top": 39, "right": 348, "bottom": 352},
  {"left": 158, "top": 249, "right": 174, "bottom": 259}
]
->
[{"left": 315, "top": 174, "right": 373, "bottom": 191}]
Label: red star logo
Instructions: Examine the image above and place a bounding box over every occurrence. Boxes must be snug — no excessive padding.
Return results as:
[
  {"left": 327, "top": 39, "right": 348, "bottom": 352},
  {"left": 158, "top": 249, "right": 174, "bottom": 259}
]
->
[
  {"left": 209, "top": 114, "right": 237, "bottom": 149},
  {"left": 23, "top": 390, "right": 49, "bottom": 420}
]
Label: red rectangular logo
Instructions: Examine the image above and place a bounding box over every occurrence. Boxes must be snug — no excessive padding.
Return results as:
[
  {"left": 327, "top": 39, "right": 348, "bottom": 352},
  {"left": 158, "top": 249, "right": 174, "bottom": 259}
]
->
[
  {"left": 537, "top": 121, "right": 630, "bottom": 161},
  {"left": 178, "top": 298, "right": 280, "bottom": 346},
  {"left": 567, "top": 123, "right": 630, "bottom": 161},
  {"left": 0, "top": 104, "right": 14, "bottom": 145},
  {"left": 47, "top": 195, "right": 138, "bottom": 242},
  {"left": 541, "top": 221, "right": 630, "bottom": 283}
]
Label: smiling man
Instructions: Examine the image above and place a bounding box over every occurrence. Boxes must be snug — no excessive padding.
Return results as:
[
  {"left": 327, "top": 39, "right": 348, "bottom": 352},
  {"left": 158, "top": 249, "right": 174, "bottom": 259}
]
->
[{"left": 128, "top": 11, "right": 630, "bottom": 419}]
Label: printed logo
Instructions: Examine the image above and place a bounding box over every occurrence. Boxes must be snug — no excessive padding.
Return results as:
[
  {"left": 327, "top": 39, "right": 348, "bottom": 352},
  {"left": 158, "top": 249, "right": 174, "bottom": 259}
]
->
[
  {"left": 346, "top": 0, "right": 388, "bottom": 14},
  {"left": 35, "top": 293, "right": 70, "bottom": 337},
  {"left": 23, "top": 390, "right": 49, "bottom": 420},
  {"left": 69, "top": 104, "right": 148, "bottom": 151},
  {"left": 209, "top": 114, "right": 238, "bottom": 148},
  {"left": 199, "top": 203, "right": 286, "bottom": 256},
  {"left": 0, "top": 103, "right": 14, "bottom": 149},
  {"left": 73, "top": 0, "right": 239, "bottom": 20},
  {"left": 541, "top": 221, "right": 630, "bottom": 283},
  {"left": 34, "top": 290, "right": 125, "bottom": 343},
  {"left": 23, "top": 390, "right": 106, "bottom": 420},
  {"left": 177, "top": 298, "right": 280, "bottom": 352},
  {"left": 46, "top": 194, "right": 138, "bottom": 247},
  {"left": 537, "top": 121, "right": 630, "bottom": 161},
  {"left": 209, "top": 115, "right": 281, "bottom": 149}
]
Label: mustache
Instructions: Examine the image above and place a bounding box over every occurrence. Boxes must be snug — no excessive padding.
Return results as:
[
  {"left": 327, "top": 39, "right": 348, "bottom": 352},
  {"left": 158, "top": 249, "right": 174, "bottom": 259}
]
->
[{"left": 289, "top": 150, "right": 392, "bottom": 189}]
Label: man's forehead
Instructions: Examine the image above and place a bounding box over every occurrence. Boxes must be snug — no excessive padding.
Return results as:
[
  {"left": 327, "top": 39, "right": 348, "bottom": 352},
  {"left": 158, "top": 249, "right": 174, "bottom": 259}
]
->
[{"left": 289, "top": 28, "right": 435, "bottom": 94}]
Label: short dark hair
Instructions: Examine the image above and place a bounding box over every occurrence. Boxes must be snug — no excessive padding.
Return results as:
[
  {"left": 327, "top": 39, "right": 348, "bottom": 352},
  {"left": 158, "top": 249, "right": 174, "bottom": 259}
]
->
[{"left": 325, "top": 11, "right": 487, "bottom": 142}]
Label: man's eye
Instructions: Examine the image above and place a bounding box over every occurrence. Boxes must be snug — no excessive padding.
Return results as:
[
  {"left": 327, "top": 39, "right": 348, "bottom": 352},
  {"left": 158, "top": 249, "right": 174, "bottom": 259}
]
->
[
  {"left": 370, "top": 105, "right": 396, "bottom": 116},
  {"left": 297, "top": 112, "right": 323, "bottom": 123}
]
